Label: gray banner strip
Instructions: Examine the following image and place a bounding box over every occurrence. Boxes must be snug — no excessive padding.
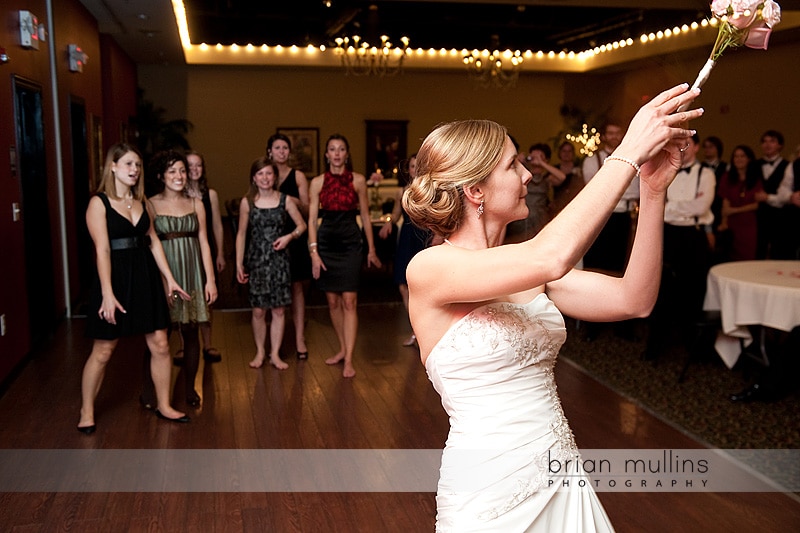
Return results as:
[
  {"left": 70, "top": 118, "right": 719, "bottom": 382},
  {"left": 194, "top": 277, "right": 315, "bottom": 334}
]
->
[{"left": 0, "top": 449, "right": 796, "bottom": 493}]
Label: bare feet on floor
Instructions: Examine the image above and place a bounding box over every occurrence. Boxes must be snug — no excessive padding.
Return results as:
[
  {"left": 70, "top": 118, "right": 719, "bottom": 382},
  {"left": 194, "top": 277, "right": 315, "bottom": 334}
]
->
[
  {"left": 269, "top": 356, "right": 289, "bottom": 370},
  {"left": 342, "top": 362, "right": 356, "bottom": 378},
  {"left": 325, "top": 353, "right": 345, "bottom": 365},
  {"left": 249, "top": 355, "right": 265, "bottom": 369}
]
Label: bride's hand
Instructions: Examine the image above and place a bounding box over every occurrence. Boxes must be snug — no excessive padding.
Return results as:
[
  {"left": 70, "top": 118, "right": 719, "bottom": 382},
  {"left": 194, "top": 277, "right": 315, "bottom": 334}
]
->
[
  {"left": 639, "top": 138, "right": 686, "bottom": 194},
  {"left": 615, "top": 84, "right": 703, "bottom": 165}
]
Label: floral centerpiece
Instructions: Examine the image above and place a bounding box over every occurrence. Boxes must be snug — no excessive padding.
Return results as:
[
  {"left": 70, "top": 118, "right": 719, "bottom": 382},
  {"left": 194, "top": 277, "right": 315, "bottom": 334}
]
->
[{"left": 689, "top": 1, "right": 782, "bottom": 90}]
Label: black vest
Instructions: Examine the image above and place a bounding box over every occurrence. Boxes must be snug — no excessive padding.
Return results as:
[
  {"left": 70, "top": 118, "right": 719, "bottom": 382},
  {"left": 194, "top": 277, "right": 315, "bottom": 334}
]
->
[
  {"left": 794, "top": 159, "right": 800, "bottom": 193},
  {"left": 760, "top": 158, "right": 789, "bottom": 194}
]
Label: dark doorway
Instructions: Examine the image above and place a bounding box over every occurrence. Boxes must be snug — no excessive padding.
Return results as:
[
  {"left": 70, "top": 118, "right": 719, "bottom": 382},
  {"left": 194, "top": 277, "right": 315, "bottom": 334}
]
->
[
  {"left": 70, "top": 98, "right": 92, "bottom": 314},
  {"left": 13, "top": 77, "right": 56, "bottom": 346}
]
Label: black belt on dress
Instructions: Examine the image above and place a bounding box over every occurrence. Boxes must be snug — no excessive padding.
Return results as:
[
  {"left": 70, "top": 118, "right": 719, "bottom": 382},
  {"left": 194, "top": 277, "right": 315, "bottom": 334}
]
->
[
  {"left": 110, "top": 235, "right": 151, "bottom": 250},
  {"left": 158, "top": 230, "right": 198, "bottom": 241}
]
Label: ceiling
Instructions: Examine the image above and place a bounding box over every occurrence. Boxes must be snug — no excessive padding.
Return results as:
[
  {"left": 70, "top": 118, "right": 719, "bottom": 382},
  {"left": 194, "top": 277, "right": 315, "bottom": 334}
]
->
[{"left": 79, "top": 0, "right": 800, "bottom": 66}]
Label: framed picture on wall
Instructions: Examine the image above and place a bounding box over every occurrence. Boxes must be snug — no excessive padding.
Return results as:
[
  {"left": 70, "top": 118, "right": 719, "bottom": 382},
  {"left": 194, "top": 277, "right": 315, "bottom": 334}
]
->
[
  {"left": 365, "top": 120, "right": 408, "bottom": 178},
  {"left": 276, "top": 127, "right": 319, "bottom": 176}
]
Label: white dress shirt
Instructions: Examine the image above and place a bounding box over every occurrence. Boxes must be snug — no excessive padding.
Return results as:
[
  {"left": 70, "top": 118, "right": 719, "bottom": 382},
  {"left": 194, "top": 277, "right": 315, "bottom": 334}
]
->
[{"left": 664, "top": 161, "right": 715, "bottom": 226}]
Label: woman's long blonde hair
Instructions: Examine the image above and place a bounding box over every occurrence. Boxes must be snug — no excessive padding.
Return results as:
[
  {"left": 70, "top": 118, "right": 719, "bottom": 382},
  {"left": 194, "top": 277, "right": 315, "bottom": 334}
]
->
[
  {"left": 96, "top": 143, "right": 144, "bottom": 200},
  {"left": 402, "top": 120, "right": 506, "bottom": 238}
]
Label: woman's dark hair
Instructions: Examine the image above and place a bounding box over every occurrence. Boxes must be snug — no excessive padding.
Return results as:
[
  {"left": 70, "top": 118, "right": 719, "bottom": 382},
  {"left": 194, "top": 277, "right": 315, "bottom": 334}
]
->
[
  {"left": 149, "top": 150, "right": 188, "bottom": 195},
  {"left": 397, "top": 153, "right": 418, "bottom": 188},
  {"left": 528, "top": 143, "right": 551, "bottom": 160},
  {"left": 727, "top": 144, "right": 759, "bottom": 190},
  {"left": 266, "top": 133, "right": 292, "bottom": 154},
  {"left": 325, "top": 134, "right": 352, "bottom": 172}
]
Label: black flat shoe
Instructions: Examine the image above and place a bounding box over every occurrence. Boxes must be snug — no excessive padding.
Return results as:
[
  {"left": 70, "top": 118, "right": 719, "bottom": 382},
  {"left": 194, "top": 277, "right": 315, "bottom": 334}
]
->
[
  {"left": 155, "top": 409, "right": 191, "bottom": 423},
  {"left": 203, "top": 348, "right": 222, "bottom": 363},
  {"left": 77, "top": 425, "right": 96, "bottom": 435},
  {"left": 296, "top": 351, "right": 309, "bottom": 361}
]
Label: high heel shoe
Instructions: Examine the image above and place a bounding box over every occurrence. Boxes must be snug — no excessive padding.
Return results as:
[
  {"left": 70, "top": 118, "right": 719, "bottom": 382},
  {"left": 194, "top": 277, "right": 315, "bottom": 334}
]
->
[
  {"left": 296, "top": 351, "right": 309, "bottom": 361},
  {"left": 139, "top": 394, "right": 156, "bottom": 411},
  {"left": 186, "top": 391, "right": 201, "bottom": 407},
  {"left": 77, "top": 424, "right": 96, "bottom": 435},
  {"left": 155, "top": 409, "right": 190, "bottom": 423}
]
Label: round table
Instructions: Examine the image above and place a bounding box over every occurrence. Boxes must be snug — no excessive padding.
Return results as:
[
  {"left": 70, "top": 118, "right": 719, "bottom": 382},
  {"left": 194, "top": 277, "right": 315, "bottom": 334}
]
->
[{"left": 703, "top": 260, "right": 800, "bottom": 368}]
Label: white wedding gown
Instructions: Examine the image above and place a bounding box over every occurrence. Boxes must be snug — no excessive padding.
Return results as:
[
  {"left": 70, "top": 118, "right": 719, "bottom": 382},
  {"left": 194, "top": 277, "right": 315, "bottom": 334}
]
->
[{"left": 425, "top": 293, "right": 614, "bottom": 532}]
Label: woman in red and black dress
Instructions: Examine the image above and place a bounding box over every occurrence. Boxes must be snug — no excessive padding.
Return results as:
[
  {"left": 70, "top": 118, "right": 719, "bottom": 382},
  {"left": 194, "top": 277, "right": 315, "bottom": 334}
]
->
[{"left": 308, "top": 134, "right": 381, "bottom": 378}]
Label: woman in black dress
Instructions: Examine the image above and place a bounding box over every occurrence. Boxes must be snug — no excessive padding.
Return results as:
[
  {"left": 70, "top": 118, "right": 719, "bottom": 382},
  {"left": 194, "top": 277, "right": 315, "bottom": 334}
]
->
[
  {"left": 267, "top": 134, "right": 311, "bottom": 360},
  {"left": 308, "top": 134, "right": 381, "bottom": 378},
  {"left": 78, "top": 143, "right": 190, "bottom": 434},
  {"left": 185, "top": 151, "right": 226, "bottom": 362}
]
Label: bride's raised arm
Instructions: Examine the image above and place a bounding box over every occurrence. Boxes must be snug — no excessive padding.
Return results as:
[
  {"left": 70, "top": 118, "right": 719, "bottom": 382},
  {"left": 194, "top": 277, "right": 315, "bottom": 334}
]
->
[{"left": 405, "top": 84, "right": 701, "bottom": 308}]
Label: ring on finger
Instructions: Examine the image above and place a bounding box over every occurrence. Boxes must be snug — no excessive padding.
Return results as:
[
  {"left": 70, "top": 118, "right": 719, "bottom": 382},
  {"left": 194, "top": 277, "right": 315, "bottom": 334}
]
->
[{"left": 679, "top": 142, "right": 689, "bottom": 152}]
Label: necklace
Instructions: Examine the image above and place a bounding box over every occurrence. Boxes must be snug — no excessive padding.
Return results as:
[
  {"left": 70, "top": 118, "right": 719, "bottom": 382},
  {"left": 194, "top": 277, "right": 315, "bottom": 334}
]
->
[
  {"left": 443, "top": 239, "right": 454, "bottom": 246},
  {"left": 125, "top": 193, "right": 133, "bottom": 209}
]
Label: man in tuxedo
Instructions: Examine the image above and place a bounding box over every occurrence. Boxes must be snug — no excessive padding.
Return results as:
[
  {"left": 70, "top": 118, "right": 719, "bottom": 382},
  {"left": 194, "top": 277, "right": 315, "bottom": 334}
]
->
[
  {"left": 643, "top": 133, "right": 716, "bottom": 360},
  {"left": 753, "top": 130, "right": 790, "bottom": 258}
]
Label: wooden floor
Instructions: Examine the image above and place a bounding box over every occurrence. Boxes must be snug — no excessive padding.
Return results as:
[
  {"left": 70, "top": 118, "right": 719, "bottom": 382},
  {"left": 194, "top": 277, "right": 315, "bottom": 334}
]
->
[{"left": 0, "top": 302, "right": 798, "bottom": 532}]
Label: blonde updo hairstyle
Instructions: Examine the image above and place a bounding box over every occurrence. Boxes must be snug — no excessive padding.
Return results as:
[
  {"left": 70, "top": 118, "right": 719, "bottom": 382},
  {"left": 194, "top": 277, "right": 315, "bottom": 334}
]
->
[{"left": 402, "top": 119, "right": 507, "bottom": 238}]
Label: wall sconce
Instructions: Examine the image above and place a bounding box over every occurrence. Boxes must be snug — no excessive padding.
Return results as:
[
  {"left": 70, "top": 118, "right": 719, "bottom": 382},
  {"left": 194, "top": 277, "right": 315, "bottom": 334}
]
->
[
  {"left": 19, "top": 10, "right": 42, "bottom": 50},
  {"left": 0, "top": 48, "right": 9, "bottom": 64},
  {"left": 68, "top": 44, "right": 88, "bottom": 72}
]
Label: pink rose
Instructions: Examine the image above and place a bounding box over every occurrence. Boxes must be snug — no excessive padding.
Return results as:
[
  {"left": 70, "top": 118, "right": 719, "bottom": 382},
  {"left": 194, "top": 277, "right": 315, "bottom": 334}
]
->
[
  {"left": 744, "top": 23, "right": 773, "bottom": 49},
  {"left": 711, "top": 0, "right": 732, "bottom": 16},
  {"left": 730, "top": 0, "right": 760, "bottom": 14},
  {"left": 761, "top": 0, "right": 782, "bottom": 27}
]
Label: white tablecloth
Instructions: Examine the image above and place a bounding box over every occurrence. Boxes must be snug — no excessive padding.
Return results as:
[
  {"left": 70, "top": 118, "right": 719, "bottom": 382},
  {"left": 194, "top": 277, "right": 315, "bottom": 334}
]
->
[{"left": 703, "top": 260, "right": 800, "bottom": 368}]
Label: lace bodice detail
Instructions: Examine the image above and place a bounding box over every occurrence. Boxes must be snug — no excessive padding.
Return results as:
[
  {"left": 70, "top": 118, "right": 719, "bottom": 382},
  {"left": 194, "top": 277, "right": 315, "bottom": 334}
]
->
[{"left": 426, "top": 293, "right": 592, "bottom": 529}]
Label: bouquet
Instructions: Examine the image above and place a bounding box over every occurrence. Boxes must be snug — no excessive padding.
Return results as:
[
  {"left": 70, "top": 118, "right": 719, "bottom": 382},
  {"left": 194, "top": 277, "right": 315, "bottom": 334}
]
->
[{"left": 689, "top": 1, "right": 782, "bottom": 90}]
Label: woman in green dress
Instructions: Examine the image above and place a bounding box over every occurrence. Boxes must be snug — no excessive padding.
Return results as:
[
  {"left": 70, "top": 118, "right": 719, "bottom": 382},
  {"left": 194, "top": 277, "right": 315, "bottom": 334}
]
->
[{"left": 143, "top": 150, "right": 217, "bottom": 407}]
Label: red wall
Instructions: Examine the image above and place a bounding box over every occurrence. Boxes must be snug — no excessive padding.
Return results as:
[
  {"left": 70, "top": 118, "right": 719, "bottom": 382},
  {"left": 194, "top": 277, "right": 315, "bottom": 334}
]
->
[{"left": 0, "top": 1, "right": 137, "bottom": 383}]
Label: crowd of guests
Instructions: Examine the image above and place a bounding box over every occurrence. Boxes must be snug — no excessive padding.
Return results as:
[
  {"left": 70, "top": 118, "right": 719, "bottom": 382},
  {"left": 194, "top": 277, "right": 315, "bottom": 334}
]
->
[{"left": 78, "top": 121, "right": 799, "bottom": 431}]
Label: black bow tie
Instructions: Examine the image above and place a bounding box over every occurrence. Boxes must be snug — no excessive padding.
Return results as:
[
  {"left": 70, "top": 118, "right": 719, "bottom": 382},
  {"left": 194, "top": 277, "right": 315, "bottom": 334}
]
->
[
  {"left": 764, "top": 159, "right": 777, "bottom": 166},
  {"left": 679, "top": 166, "right": 693, "bottom": 173}
]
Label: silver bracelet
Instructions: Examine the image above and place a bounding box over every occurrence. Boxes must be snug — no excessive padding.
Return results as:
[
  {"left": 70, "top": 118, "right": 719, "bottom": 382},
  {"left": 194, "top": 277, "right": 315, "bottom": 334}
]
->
[{"left": 603, "top": 155, "right": 641, "bottom": 178}]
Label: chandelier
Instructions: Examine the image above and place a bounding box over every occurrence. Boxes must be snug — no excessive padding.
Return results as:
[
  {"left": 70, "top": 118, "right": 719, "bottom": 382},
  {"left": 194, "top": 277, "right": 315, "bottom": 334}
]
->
[
  {"left": 333, "top": 34, "right": 410, "bottom": 76},
  {"left": 463, "top": 48, "right": 523, "bottom": 89}
]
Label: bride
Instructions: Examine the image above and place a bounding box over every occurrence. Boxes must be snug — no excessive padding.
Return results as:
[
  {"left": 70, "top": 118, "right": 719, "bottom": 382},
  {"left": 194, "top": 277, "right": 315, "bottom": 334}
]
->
[{"left": 402, "top": 84, "right": 702, "bottom": 531}]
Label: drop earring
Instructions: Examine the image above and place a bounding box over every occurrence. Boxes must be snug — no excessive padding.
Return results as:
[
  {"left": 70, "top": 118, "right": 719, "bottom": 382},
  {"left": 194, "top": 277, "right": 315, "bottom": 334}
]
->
[{"left": 477, "top": 199, "right": 484, "bottom": 218}]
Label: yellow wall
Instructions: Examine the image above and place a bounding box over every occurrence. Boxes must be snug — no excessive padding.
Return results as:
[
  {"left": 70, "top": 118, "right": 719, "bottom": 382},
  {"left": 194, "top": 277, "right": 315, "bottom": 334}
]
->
[{"left": 139, "top": 33, "right": 800, "bottom": 205}]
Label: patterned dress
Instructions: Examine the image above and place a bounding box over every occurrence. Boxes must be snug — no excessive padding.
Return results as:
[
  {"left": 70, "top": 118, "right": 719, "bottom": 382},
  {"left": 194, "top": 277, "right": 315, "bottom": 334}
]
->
[{"left": 245, "top": 194, "right": 292, "bottom": 309}]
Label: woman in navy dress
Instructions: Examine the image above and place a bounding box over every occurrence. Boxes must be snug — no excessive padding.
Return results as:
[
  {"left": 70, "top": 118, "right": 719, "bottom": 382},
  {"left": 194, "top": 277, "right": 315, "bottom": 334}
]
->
[
  {"left": 78, "top": 143, "right": 190, "bottom": 434},
  {"left": 378, "top": 154, "right": 429, "bottom": 346}
]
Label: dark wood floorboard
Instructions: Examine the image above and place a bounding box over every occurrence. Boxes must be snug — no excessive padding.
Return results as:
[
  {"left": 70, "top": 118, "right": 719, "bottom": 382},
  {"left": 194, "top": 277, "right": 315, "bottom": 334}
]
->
[{"left": 0, "top": 302, "right": 798, "bottom": 531}]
